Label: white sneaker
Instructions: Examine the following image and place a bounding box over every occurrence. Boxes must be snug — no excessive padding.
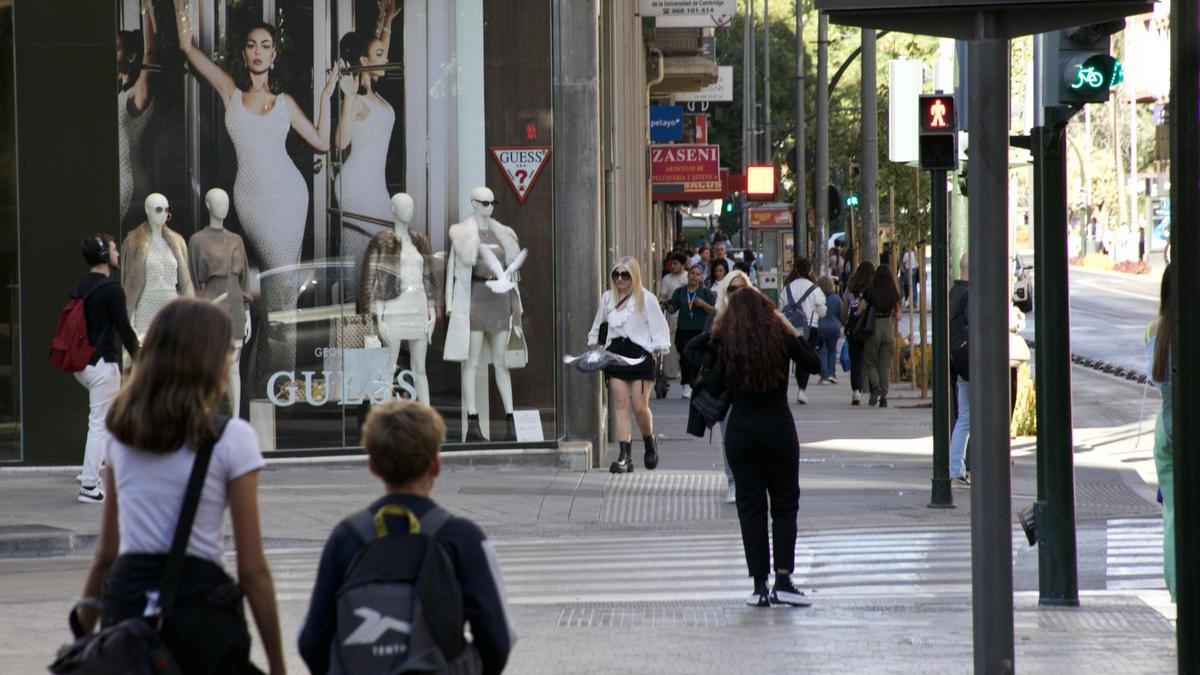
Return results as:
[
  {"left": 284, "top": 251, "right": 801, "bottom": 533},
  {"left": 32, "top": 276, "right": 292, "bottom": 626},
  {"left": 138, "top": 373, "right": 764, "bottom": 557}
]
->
[
  {"left": 725, "top": 486, "right": 736, "bottom": 504},
  {"left": 818, "top": 378, "right": 831, "bottom": 385},
  {"left": 796, "top": 389, "right": 808, "bottom": 405},
  {"left": 78, "top": 485, "right": 104, "bottom": 504},
  {"left": 681, "top": 384, "right": 692, "bottom": 399},
  {"left": 852, "top": 390, "right": 862, "bottom": 405},
  {"left": 828, "top": 376, "right": 838, "bottom": 385}
]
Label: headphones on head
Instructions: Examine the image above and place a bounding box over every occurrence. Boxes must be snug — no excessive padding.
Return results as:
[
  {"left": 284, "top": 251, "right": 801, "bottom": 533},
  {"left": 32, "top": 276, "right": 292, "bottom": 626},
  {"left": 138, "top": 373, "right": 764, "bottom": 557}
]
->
[{"left": 94, "top": 237, "right": 109, "bottom": 264}]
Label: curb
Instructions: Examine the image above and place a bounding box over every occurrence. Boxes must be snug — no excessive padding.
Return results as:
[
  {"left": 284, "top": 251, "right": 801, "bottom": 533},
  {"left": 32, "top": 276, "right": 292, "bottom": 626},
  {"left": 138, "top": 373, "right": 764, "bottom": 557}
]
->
[
  {"left": 256, "top": 442, "right": 591, "bottom": 472},
  {"left": 1024, "top": 338, "right": 1149, "bottom": 384}
]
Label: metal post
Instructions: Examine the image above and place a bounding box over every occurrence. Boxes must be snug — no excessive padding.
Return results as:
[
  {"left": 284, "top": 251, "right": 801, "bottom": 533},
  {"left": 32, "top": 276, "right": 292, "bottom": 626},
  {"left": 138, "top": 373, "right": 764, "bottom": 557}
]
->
[
  {"left": 1170, "top": 0, "right": 1199, "bottom": 666},
  {"left": 749, "top": 0, "right": 758, "bottom": 165},
  {"left": 1033, "top": 108, "right": 1079, "bottom": 606},
  {"left": 929, "top": 168, "right": 953, "bottom": 508},
  {"left": 743, "top": 2, "right": 753, "bottom": 169},
  {"left": 793, "top": 0, "right": 805, "bottom": 262},
  {"left": 815, "top": 11, "right": 829, "bottom": 273},
  {"left": 763, "top": 0, "right": 771, "bottom": 163},
  {"left": 968, "top": 32, "right": 1015, "bottom": 675},
  {"left": 860, "top": 29, "right": 879, "bottom": 265}
]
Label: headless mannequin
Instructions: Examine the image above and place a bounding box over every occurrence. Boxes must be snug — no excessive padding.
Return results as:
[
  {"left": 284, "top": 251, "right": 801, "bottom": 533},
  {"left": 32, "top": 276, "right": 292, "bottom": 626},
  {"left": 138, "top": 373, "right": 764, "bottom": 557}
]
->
[
  {"left": 198, "top": 188, "right": 252, "bottom": 414},
  {"left": 460, "top": 186, "right": 523, "bottom": 432},
  {"left": 370, "top": 193, "right": 435, "bottom": 404}
]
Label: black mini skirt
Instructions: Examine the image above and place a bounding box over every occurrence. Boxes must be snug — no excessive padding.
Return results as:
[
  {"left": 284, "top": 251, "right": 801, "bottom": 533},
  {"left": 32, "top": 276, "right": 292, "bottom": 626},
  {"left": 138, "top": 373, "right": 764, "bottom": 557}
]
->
[{"left": 604, "top": 337, "right": 656, "bottom": 382}]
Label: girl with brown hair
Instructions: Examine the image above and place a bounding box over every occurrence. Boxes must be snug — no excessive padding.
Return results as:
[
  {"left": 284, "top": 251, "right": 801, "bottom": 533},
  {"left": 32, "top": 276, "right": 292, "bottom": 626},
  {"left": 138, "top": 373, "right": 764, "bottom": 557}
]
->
[
  {"left": 76, "top": 298, "right": 285, "bottom": 674},
  {"left": 706, "top": 287, "right": 819, "bottom": 607},
  {"left": 1147, "top": 264, "right": 1175, "bottom": 600},
  {"left": 842, "top": 261, "right": 876, "bottom": 405},
  {"left": 862, "top": 265, "right": 902, "bottom": 407}
]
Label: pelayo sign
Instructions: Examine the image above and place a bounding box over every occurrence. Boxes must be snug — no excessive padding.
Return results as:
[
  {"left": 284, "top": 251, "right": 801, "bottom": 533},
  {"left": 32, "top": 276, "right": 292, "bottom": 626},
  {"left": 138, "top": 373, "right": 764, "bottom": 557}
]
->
[{"left": 650, "top": 105, "right": 685, "bottom": 142}]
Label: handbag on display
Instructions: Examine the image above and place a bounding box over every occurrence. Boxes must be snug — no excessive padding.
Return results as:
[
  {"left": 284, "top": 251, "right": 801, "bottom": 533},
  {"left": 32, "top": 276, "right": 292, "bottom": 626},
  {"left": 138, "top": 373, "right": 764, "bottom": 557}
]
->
[
  {"left": 504, "top": 319, "right": 528, "bottom": 369},
  {"left": 49, "top": 419, "right": 231, "bottom": 675},
  {"left": 329, "top": 313, "right": 377, "bottom": 349}
]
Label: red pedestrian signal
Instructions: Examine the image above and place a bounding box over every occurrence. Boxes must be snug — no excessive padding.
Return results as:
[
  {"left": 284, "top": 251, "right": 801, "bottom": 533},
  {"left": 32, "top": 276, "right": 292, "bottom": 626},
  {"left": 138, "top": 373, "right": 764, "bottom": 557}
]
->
[{"left": 919, "top": 95, "right": 956, "bottom": 132}]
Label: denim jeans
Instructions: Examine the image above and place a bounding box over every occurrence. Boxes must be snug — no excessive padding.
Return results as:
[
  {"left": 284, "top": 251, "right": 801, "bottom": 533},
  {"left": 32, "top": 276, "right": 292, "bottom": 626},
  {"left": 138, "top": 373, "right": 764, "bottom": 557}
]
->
[
  {"left": 817, "top": 330, "right": 839, "bottom": 379},
  {"left": 949, "top": 375, "right": 970, "bottom": 478}
]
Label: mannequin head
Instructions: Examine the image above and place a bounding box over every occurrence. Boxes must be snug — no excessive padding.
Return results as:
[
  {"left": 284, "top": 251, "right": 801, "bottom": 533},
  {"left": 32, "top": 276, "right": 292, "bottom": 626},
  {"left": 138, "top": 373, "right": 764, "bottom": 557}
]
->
[
  {"left": 469, "top": 186, "right": 496, "bottom": 219},
  {"left": 390, "top": 193, "right": 414, "bottom": 226},
  {"left": 205, "top": 188, "right": 230, "bottom": 221},
  {"left": 144, "top": 193, "right": 171, "bottom": 229}
]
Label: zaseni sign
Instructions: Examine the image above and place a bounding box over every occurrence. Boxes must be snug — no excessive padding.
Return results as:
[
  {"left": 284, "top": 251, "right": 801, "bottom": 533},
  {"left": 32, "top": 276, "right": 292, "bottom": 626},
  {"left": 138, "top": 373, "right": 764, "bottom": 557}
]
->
[{"left": 490, "top": 146, "right": 552, "bottom": 203}]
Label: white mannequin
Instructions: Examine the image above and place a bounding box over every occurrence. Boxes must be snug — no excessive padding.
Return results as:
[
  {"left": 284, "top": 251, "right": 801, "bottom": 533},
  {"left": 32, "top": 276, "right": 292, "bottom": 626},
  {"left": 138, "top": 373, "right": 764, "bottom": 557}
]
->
[
  {"left": 128, "top": 193, "right": 190, "bottom": 336},
  {"left": 371, "top": 193, "right": 435, "bottom": 404},
  {"left": 203, "top": 188, "right": 252, "bottom": 413},
  {"left": 456, "top": 186, "right": 526, "bottom": 435}
]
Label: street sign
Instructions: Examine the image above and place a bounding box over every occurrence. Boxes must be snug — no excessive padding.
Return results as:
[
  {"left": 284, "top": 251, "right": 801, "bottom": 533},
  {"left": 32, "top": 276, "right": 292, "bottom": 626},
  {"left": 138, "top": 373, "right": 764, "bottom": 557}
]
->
[
  {"left": 675, "top": 65, "right": 734, "bottom": 102},
  {"left": 651, "top": 144, "right": 722, "bottom": 201},
  {"left": 489, "top": 146, "right": 552, "bottom": 204},
  {"left": 918, "top": 94, "right": 958, "bottom": 171},
  {"left": 650, "top": 105, "right": 685, "bottom": 142},
  {"left": 639, "top": 0, "right": 736, "bottom": 17},
  {"left": 655, "top": 14, "right": 734, "bottom": 28},
  {"left": 748, "top": 207, "right": 794, "bottom": 228}
]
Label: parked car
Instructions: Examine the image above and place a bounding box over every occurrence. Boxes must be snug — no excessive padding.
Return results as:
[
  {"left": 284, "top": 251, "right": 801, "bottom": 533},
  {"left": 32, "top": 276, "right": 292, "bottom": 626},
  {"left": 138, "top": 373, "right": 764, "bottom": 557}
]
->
[{"left": 1012, "top": 253, "right": 1033, "bottom": 313}]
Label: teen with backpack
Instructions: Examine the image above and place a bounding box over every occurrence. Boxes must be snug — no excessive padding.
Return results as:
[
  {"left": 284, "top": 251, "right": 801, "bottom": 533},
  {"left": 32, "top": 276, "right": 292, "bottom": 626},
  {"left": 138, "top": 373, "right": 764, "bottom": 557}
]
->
[
  {"left": 778, "top": 258, "right": 825, "bottom": 404},
  {"left": 55, "top": 235, "right": 139, "bottom": 503},
  {"left": 298, "top": 399, "right": 514, "bottom": 675}
]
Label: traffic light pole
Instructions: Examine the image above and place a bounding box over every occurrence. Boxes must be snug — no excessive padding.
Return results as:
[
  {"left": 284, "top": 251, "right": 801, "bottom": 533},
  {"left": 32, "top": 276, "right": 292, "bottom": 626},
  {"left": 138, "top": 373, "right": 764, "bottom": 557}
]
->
[
  {"left": 928, "top": 168, "right": 953, "bottom": 508},
  {"left": 1032, "top": 106, "right": 1080, "bottom": 607}
]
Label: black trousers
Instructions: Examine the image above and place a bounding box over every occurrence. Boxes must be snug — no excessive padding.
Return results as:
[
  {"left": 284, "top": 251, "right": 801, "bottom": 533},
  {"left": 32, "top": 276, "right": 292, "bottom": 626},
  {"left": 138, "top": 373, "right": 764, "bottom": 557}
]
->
[
  {"left": 848, "top": 338, "right": 866, "bottom": 392},
  {"left": 793, "top": 328, "right": 822, "bottom": 390},
  {"left": 675, "top": 328, "right": 703, "bottom": 387},
  {"left": 725, "top": 406, "right": 800, "bottom": 579}
]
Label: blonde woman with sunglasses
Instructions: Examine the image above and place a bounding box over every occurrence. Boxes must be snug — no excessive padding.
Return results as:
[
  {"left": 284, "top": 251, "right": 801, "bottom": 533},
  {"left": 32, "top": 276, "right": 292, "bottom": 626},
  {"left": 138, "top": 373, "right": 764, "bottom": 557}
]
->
[{"left": 588, "top": 257, "right": 671, "bottom": 473}]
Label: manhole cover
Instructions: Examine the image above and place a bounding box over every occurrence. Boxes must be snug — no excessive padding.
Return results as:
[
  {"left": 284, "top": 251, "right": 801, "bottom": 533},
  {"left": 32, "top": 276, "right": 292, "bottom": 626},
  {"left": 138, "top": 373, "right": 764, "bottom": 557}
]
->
[
  {"left": 1036, "top": 609, "right": 1173, "bottom": 634},
  {"left": 1075, "top": 482, "right": 1158, "bottom": 516}
]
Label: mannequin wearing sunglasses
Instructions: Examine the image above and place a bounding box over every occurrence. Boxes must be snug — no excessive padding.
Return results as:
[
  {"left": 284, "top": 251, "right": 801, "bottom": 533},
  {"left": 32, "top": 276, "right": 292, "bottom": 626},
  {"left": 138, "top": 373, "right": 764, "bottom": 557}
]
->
[
  {"left": 587, "top": 257, "right": 671, "bottom": 472},
  {"left": 188, "top": 188, "right": 252, "bottom": 415},
  {"left": 356, "top": 192, "right": 436, "bottom": 404},
  {"left": 445, "top": 186, "right": 527, "bottom": 442},
  {"left": 121, "top": 193, "right": 194, "bottom": 339}
]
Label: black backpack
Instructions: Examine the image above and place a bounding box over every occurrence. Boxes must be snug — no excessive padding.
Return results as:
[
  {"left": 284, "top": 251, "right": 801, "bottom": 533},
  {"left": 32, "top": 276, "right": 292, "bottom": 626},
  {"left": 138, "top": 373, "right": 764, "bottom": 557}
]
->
[{"left": 331, "top": 505, "right": 482, "bottom": 675}]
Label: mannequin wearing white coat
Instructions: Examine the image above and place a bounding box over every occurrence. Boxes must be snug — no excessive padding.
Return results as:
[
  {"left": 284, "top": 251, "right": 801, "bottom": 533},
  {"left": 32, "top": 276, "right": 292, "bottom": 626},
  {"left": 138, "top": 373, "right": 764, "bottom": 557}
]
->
[
  {"left": 356, "top": 193, "right": 436, "bottom": 404},
  {"left": 189, "top": 188, "right": 253, "bottom": 415},
  {"left": 444, "top": 186, "right": 527, "bottom": 441},
  {"left": 121, "top": 193, "right": 193, "bottom": 340}
]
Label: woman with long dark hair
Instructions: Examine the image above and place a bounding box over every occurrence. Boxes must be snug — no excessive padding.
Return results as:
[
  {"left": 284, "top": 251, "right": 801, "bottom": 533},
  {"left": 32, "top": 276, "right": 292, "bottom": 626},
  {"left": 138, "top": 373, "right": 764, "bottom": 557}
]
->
[
  {"left": 780, "top": 258, "right": 826, "bottom": 404},
  {"left": 705, "top": 257, "right": 730, "bottom": 290},
  {"left": 862, "top": 265, "right": 902, "bottom": 407},
  {"left": 1147, "top": 264, "right": 1175, "bottom": 600},
  {"left": 842, "top": 261, "right": 876, "bottom": 405},
  {"left": 117, "top": 0, "right": 158, "bottom": 224},
  {"left": 708, "top": 288, "right": 819, "bottom": 607},
  {"left": 75, "top": 298, "right": 284, "bottom": 673}
]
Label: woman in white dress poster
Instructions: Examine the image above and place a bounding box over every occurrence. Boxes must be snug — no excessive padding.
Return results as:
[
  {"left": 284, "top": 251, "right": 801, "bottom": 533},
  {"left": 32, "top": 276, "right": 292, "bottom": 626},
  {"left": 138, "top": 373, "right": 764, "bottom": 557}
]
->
[
  {"left": 335, "top": 0, "right": 401, "bottom": 267},
  {"left": 173, "top": 0, "right": 338, "bottom": 271},
  {"left": 117, "top": 0, "right": 158, "bottom": 224}
]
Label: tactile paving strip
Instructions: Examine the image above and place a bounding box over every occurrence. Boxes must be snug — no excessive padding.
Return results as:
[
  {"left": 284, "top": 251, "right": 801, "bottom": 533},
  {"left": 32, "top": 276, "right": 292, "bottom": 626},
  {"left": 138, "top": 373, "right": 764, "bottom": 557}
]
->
[
  {"left": 556, "top": 606, "right": 729, "bottom": 628},
  {"left": 599, "top": 472, "right": 726, "bottom": 523}
]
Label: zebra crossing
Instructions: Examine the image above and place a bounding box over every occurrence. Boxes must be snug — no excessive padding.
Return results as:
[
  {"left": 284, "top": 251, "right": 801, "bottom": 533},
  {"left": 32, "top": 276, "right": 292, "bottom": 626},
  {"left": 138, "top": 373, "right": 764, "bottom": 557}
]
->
[
  {"left": 257, "top": 525, "right": 981, "bottom": 607},
  {"left": 1105, "top": 517, "right": 1166, "bottom": 591}
]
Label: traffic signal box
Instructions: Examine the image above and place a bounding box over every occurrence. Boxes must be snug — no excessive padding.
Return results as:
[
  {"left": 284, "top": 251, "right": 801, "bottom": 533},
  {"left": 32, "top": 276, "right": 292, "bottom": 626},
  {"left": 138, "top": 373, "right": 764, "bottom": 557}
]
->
[
  {"left": 1043, "top": 21, "right": 1125, "bottom": 106},
  {"left": 918, "top": 94, "right": 958, "bottom": 171}
]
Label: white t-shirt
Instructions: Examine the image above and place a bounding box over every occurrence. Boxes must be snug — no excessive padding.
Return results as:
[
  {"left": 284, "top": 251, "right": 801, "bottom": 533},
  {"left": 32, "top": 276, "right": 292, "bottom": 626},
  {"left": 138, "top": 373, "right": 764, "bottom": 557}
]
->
[
  {"left": 108, "top": 419, "right": 266, "bottom": 565},
  {"left": 659, "top": 271, "right": 688, "bottom": 299}
]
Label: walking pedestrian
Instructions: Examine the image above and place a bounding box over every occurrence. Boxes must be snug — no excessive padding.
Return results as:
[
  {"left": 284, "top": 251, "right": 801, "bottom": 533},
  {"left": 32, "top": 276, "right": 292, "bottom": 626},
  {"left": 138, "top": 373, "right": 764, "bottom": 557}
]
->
[
  {"left": 689, "top": 243, "right": 711, "bottom": 278},
  {"left": 658, "top": 252, "right": 690, "bottom": 381},
  {"left": 861, "top": 265, "right": 902, "bottom": 407},
  {"left": 68, "top": 235, "right": 140, "bottom": 503},
  {"left": 948, "top": 252, "right": 970, "bottom": 486},
  {"left": 668, "top": 264, "right": 715, "bottom": 399},
  {"left": 701, "top": 288, "right": 819, "bottom": 607},
  {"left": 74, "top": 298, "right": 284, "bottom": 674},
  {"left": 706, "top": 257, "right": 730, "bottom": 290},
  {"left": 588, "top": 257, "right": 671, "bottom": 473},
  {"left": 842, "top": 261, "right": 876, "bottom": 405},
  {"left": 816, "top": 276, "right": 842, "bottom": 384},
  {"left": 1147, "top": 264, "right": 1174, "bottom": 600},
  {"left": 779, "top": 258, "right": 826, "bottom": 404}
]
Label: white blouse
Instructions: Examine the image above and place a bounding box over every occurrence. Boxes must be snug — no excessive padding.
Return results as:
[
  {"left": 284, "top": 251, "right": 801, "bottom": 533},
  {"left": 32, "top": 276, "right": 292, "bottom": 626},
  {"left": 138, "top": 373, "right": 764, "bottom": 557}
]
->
[{"left": 588, "top": 289, "right": 671, "bottom": 355}]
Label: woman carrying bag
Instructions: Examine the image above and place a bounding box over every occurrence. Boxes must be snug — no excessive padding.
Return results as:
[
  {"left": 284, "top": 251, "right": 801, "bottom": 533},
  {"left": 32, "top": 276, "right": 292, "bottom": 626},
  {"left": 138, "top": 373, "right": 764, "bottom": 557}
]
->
[
  {"left": 588, "top": 257, "right": 671, "bottom": 473},
  {"left": 842, "top": 261, "right": 876, "bottom": 405},
  {"left": 704, "top": 287, "right": 819, "bottom": 607},
  {"left": 72, "top": 298, "right": 284, "bottom": 674}
]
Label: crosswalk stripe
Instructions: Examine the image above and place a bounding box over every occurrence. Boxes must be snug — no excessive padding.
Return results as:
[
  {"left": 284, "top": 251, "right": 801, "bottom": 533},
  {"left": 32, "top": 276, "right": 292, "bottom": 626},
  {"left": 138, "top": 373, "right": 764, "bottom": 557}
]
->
[{"left": 1106, "top": 517, "right": 1165, "bottom": 592}]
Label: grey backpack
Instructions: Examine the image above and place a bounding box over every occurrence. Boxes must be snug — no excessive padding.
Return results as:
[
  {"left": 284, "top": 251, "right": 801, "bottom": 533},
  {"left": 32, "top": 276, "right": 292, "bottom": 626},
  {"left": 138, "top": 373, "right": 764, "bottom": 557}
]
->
[{"left": 331, "top": 505, "right": 482, "bottom": 675}]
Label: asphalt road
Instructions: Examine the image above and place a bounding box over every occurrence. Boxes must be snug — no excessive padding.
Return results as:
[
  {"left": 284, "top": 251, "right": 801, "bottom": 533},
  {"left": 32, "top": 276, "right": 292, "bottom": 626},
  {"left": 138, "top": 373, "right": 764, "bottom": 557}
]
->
[{"left": 1021, "top": 264, "right": 1162, "bottom": 375}]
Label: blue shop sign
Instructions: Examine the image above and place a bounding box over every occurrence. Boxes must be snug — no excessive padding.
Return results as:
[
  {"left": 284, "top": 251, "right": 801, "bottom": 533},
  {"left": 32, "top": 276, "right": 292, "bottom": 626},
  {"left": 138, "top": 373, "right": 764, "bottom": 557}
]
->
[{"left": 650, "top": 105, "right": 684, "bottom": 142}]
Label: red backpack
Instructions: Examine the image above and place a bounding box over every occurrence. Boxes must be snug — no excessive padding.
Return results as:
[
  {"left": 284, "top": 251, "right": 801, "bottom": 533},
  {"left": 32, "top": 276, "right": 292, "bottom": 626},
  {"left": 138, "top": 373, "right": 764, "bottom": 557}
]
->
[{"left": 49, "top": 281, "right": 112, "bottom": 373}]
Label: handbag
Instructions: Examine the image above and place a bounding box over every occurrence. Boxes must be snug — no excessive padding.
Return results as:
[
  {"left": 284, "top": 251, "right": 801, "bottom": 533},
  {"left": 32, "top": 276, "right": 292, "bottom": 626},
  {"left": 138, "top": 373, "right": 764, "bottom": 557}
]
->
[
  {"left": 504, "top": 318, "right": 528, "bottom": 369},
  {"left": 50, "top": 418, "right": 231, "bottom": 675},
  {"left": 839, "top": 339, "right": 851, "bottom": 372},
  {"left": 330, "top": 313, "right": 377, "bottom": 349},
  {"left": 848, "top": 303, "right": 876, "bottom": 342},
  {"left": 689, "top": 343, "right": 730, "bottom": 429}
]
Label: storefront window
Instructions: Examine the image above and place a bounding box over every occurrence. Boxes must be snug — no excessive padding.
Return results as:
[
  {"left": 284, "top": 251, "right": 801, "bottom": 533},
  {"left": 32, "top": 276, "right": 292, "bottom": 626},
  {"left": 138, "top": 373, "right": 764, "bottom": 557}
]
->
[{"left": 116, "top": 0, "right": 556, "bottom": 452}]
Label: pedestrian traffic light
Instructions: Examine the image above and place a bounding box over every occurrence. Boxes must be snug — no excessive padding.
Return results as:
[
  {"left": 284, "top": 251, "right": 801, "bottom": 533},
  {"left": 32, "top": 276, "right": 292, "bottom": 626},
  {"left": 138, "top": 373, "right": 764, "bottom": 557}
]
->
[
  {"left": 724, "top": 200, "right": 734, "bottom": 214},
  {"left": 918, "top": 94, "right": 958, "bottom": 171},
  {"left": 845, "top": 194, "right": 860, "bottom": 207},
  {"left": 1043, "top": 21, "right": 1125, "bottom": 106}
]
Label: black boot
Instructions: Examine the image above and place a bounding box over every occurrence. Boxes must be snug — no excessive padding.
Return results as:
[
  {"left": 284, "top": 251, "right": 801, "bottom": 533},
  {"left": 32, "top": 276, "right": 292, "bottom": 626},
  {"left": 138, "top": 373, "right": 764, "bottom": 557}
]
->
[
  {"left": 643, "top": 434, "right": 659, "bottom": 470},
  {"left": 503, "top": 413, "right": 517, "bottom": 442},
  {"left": 465, "top": 414, "right": 485, "bottom": 442},
  {"left": 610, "top": 441, "right": 634, "bottom": 474}
]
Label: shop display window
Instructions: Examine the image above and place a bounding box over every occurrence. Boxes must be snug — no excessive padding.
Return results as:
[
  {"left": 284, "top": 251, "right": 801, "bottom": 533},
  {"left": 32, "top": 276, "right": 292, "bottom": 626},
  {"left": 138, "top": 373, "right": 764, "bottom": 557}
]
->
[{"left": 115, "top": 0, "right": 557, "bottom": 452}]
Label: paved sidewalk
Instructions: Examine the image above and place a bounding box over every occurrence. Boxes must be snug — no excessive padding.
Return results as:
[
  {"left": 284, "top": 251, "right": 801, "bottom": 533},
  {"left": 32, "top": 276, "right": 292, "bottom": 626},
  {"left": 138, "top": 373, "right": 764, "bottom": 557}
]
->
[{"left": 0, "top": 369, "right": 1177, "bottom": 673}]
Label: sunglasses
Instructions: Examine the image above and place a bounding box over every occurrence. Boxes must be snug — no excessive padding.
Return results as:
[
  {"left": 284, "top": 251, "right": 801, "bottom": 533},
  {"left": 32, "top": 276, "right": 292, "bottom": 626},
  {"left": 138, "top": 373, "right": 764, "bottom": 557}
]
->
[
  {"left": 152, "top": 205, "right": 173, "bottom": 220},
  {"left": 611, "top": 270, "right": 632, "bottom": 281},
  {"left": 473, "top": 199, "right": 498, "bottom": 207}
]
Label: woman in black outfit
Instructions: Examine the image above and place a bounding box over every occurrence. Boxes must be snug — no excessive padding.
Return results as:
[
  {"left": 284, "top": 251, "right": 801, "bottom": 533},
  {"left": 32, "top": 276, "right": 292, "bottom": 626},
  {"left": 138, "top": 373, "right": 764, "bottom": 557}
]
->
[
  {"left": 842, "top": 261, "right": 876, "bottom": 405},
  {"left": 697, "top": 287, "right": 820, "bottom": 607}
]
